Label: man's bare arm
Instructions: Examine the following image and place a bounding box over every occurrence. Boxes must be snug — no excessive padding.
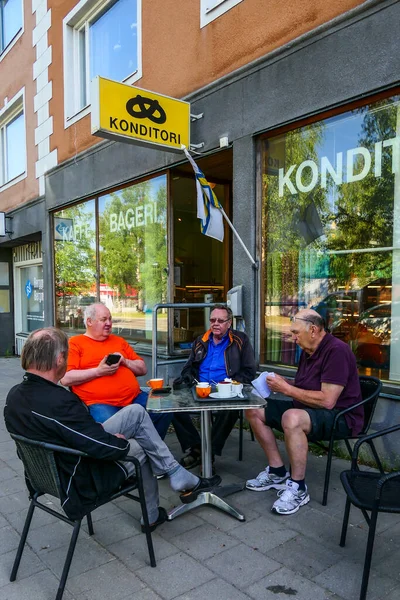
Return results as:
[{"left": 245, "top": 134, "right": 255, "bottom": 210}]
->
[
  {"left": 267, "top": 373, "right": 343, "bottom": 409},
  {"left": 119, "top": 356, "right": 147, "bottom": 376}
]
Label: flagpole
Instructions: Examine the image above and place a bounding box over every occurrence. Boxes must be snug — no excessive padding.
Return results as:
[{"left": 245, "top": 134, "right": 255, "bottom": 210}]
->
[{"left": 218, "top": 206, "right": 258, "bottom": 268}]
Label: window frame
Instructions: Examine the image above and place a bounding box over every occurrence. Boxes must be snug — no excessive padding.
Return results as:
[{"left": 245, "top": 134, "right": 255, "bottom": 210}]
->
[
  {"left": 0, "top": 87, "right": 26, "bottom": 191},
  {"left": 63, "top": 0, "right": 142, "bottom": 128},
  {"left": 0, "top": 0, "right": 24, "bottom": 59},
  {"left": 200, "top": 0, "right": 243, "bottom": 28}
]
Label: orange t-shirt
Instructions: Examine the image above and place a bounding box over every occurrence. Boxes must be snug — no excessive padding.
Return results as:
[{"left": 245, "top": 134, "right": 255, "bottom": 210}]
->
[{"left": 67, "top": 334, "right": 142, "bottom": 407}]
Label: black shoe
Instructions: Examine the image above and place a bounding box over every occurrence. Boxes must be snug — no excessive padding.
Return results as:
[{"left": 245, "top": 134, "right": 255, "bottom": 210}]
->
[
  {"left": 179, "top": 447, "right": 201, "bottom": 469},
  {"left": 179, "top": 475, "right": 221, "bottom": 504},
  {"left": 141, "top": 506, "right": 168, "bottom": 533}
]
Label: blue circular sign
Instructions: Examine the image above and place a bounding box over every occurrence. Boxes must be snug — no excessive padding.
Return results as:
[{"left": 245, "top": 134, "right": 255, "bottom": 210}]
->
[{"left": 25, "top": 280, "right": 32, "bottom": 298}]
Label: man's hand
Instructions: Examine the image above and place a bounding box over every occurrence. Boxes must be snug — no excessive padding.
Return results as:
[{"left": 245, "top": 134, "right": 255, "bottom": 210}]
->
[
  {"left": 267, "top": 373, "right": 291, "bottom": 395},
  {"left": 96, "top": 355, "right": 121, "bottom": 377},
  {"left": 114, "top": 433, "right": 126, "bottom": 439}
]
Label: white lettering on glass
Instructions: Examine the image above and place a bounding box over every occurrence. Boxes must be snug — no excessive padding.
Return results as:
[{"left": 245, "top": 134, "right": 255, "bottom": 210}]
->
[
  {"left": 278, "top": 135, "right": 400, "bottom": 196},
  {"left": 108, "top": 203, "right": 158, "bottom": 231}
]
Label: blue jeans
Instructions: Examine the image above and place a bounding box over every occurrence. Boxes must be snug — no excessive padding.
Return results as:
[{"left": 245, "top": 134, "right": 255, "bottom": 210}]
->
[{"left": 89, "top": 390, "right": 172, "bottom": 439}]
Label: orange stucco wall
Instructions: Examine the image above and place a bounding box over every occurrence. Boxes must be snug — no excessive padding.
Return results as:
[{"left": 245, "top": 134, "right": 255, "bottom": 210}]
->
[
  {"left": 50, "top": 0, "right": 365, "bottom": 165},
  {"left": 0, "top": 4, "right": 38, "bottom": 212}
]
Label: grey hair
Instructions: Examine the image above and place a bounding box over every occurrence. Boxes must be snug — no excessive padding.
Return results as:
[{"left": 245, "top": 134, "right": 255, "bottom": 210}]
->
[
  {"left": 21, "top": 327, "right": 69, "bottom": 372},
  {"left": 84, "top": 303, "right": 106, "bottom": 326},
  {"left": 211, "top": 304, "right": 233, "bottom": 322}
]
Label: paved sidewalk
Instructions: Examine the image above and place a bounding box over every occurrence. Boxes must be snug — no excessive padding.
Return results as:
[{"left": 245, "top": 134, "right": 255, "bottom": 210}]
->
[{"left": 1, "top": 356, "right": 400, "bottom": 600}]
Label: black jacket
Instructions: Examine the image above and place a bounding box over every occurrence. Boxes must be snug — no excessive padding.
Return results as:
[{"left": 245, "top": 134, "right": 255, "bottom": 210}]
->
[
  {"left": 4, "top": 373, "right": 130, "bottom": 520},
  {"left": 176, "top": 329, "right": 256, "bottom": 386}
]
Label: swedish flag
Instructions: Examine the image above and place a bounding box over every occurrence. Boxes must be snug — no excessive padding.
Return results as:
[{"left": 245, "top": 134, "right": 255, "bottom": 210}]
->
[{"left": 183, "top": 148, "right": 224, "bottom": 242}]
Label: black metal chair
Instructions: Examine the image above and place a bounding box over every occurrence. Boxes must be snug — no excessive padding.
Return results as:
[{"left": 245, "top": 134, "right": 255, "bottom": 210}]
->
[
  {"left": 9, "top": 433, "right": 156, "bottom": 600},
  {"left": 317, "top": 375, "right": 382, "bottom": 505},
  {"left": 339, "top": 424, "right": 400, "bottom": 600}
]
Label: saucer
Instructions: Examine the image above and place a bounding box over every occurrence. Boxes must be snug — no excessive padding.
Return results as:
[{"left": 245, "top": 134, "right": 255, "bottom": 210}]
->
[{"left": 209, "top": 391, "right": 237, "bottom": 399}]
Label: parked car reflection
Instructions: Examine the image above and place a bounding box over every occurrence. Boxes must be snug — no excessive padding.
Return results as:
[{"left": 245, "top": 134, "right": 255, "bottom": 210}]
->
[{"left": 353, "top": 303, "right": 393, "bottom": 369}]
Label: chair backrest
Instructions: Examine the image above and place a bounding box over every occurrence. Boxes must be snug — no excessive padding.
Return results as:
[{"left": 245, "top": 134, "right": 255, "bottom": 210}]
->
[
  {"left": 10, "top": 434, "right": 87, "bottom": 500},
  {"left": 358, "top": 375, "right": 382, "bottom": 434}
]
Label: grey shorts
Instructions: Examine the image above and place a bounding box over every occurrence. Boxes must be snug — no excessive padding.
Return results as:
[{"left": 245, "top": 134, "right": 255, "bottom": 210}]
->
[{"left": 265, "top": 398, "right": 351, "bottom": 442}]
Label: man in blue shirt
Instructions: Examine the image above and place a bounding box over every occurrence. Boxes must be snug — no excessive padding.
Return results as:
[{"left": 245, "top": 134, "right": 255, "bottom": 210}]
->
[{"left": 172, "top": 305, "right": 256, "bottom": 470}]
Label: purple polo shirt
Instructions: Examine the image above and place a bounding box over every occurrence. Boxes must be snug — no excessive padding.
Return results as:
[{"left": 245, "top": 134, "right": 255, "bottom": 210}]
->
[{"left": 294, "top": 333, "right": 363, "bottom": 435}]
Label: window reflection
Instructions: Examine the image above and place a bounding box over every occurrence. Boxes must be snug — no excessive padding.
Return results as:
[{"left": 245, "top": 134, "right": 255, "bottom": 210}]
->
[{"left": 261, "top": 96, "right": 400, "bottom": 383}]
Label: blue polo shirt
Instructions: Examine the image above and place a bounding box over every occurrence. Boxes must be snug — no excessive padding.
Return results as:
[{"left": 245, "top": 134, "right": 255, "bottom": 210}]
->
[{"left": 198, "top": 332, "right": 230, "bottom": 383}]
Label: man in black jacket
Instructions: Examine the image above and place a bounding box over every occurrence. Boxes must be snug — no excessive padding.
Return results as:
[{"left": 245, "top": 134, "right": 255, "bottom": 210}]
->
[
  {"left": 173, "top": 305, "right": 256, "bottom": 469},
  {"left": 4, "top": 328, "right": 220, "bottom": 530}
]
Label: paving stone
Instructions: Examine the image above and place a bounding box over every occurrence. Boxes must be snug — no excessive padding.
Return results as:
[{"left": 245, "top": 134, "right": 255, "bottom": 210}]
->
[
  {"left": 229, "top": 513, "right": 298, "bottom": 554},
  {"left": 0, "top": 547, "right": 45, "bottom": 587},
  {"left": 119, "top": 589, "right": 163, "bottom": 600},
  {"left": 171, "top": 523, "right": 240, "bottom": 560},
  {"left": 41, "top": 537, "right": 116, "bottom": 579},
  {"left": 247, "top": 566, "right": 337, "bottom": 600},
  {"left": 23, "top": 520, "right": 90, "bottom": 554},
  {"left": 193, "top": 502, "right": 261, "bottom": 531},
  {"left": 137, "top": 552, "right": 215, "bottom": 600},
  {"left": 66, "top": 558, "right": 144, "bottom": 599},
  {"left": 109, "top": 530, "right": 179, "bottom": 570},
  {"left": 0, "top": 491, "right": 31, "bottom": 514},
  {"left": 0, "top": 475, "right": 27, "bottom": 497},
  {"left": 266, "top": 535, "right": 344, "bottom": 578},
  {"left": 313, "top": 558, "right": 398, "bottom": 600},
  {"left": 0, "top": 464, "right": 18, "bottom": 481},
  {"left": 155, "top": 512, "right": 206, "bottom": 540},
  {"left": 81, "top": 512, "right": 141, "bottom": 546},
  {"left": 204, "top": 542, "right": 281, "bottom": 589},
  {"left": 174, "top": 576, "right": 251, "bottom": 600},
  {"left": 0, "top": 525, "right": 22, "bottom": 555},
  {"left": 6, "top": 505, "right": 59, "bottom": 534},
  {"left": 0, "top": 569, "right": 75, "bottom": 600}
]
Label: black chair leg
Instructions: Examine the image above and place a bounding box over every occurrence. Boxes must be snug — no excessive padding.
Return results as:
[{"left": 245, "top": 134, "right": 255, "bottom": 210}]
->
[
  {"left": 10, "top": 497, "right": 36, "bottom": 581},
  {"left": 322, "top": 441, "right": 335, "bottom": 506},
  {"left": 238, "top": 411, "right": 243, "bottom": 461},
  {"left": 56, "top": 520, "right": 81, "bottom": 600},
  {"left": 339, "top": 497, "right": 351, "bottom": 547},
  {"left": 86, "top": 513, "right": 94, "bottom": 536},
  {"left": 360, "top": 509, "right": 378, "bottom": 600},
  {"left": 135, "top": 467, "right": 156, "bottom": 567}
]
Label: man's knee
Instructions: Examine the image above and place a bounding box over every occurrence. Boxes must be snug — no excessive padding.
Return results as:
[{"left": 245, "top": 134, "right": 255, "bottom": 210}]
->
[
  {"left": 281, "top": 408, "right": 310, "bottom": 433},
  {"left": 245, "top": 408, "right": 265, "bottom": 425}
]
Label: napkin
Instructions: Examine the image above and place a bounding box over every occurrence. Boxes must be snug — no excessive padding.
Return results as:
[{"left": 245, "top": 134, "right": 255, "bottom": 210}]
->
[{"left": 251, "top": 372, "right": 275, "bottom": 398}]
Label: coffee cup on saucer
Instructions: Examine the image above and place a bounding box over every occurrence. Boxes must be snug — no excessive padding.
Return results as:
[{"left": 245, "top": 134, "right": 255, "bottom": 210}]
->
[
  {"left": 217, "top": 381, "right": 232, "bottom": 395},
  {"left": 232, "top": 381, "right": 243, "bottom": 395}
]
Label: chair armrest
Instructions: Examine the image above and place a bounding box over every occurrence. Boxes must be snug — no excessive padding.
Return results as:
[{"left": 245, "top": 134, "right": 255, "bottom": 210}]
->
[
  {"left": 375, "top": 470, "right": 400, "bottom": 503},
  {"left": 332, "top": 394, "right": 375, "bottom": 427},
  {"left": 350, "top": 423, "right": 400, "bottom": 467},
  {"left": 122, "top": 454, "right": 141, "bottom": 470}
]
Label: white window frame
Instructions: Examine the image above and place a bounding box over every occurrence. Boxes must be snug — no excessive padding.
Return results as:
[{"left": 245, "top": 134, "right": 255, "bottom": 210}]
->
[
  {"left": 63, "top": 0, "right": 142, "bottom": 128},
  {"left": 200, "top": 0, "right": 243, "bottom": 28},
  {"left": 0, "top": 0, "right": 24, "bottom": 61},
  {"left": 0, "top": 87, "right": 27, "bottom": 192}
]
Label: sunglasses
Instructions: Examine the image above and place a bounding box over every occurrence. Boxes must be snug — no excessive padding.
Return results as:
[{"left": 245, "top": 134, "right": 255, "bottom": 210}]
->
[{"left": 210, "top": 318, "right": 231, "bottom": 324}]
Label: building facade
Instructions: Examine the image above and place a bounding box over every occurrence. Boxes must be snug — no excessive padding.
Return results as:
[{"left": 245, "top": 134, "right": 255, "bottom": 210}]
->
[{"left": 1, "top": 0, "right": 399, "bottom": 401}]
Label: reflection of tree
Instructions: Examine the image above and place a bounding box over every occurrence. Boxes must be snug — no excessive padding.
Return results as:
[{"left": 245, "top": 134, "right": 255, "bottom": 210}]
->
[
  {"left": 99, "top": 178, "right": 167, "bottom": 308},
  {"left": 326, "top": 100, "right": 396, "bottom": 287},
  {"left": 54, "top": 205, "right": 96, "bottom": 323},
  {"left": 264, "top": 123, "right": 327, "bottom": 303}
]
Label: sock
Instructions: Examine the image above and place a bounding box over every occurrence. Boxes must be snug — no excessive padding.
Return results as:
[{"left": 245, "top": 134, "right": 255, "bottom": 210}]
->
[
  {"left": 269, "top": 465, "right": 287, "bottom": 478},
  {"left": 290, "top": 478, "right": 306, "bottom": 491},
  {"left": 168, "top": 464, "right": 199, "bottom": 492}
]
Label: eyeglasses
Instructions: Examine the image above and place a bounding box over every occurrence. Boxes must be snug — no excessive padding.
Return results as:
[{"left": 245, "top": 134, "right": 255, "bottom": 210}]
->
[
  {"left": 210, "top": 318, "right": 231, "bottom": 324},
  {"left": 290, "top": 316, "right": 316, "bottom": 325}
]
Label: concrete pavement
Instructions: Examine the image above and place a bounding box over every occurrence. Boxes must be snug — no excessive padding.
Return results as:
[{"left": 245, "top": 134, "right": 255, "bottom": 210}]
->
[{"left": 1, "top": 356, "right": 400, "bottom": 600}]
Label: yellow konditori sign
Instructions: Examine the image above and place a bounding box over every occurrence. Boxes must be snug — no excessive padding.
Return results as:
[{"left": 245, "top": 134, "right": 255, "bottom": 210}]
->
[{"left": 91, "top": 76, "right": 190, "bottom": 152}]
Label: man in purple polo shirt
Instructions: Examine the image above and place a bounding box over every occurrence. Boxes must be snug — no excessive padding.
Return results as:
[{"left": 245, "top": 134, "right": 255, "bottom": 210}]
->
[{"left": 245, "top": 308, "right": 362, "bottom": 515}]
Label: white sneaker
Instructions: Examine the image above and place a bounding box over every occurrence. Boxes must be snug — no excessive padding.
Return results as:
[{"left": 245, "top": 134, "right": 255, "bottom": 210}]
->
[
  {"left": 271, "top": 480, "right": 310, "bottom": 515},
  {"left": 246, "top": 467, "right": 290, "bottom": 492}
]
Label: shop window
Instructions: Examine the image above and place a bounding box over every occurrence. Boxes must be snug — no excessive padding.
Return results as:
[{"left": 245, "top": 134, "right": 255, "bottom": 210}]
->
[
  {"left": 63, "top": 0, "right": 141, "bottom": 123},
  {"left": 53, "top": 175, "right": 168, "bottom": 345},
  {"left": 19, "top": 265, "right": 44, "bottom": 330},
  {"left": 200, "top": 0, "right": 243, "bottom": 28},
  {"left": 0, "top": 0, "right": 23, "bottom": 55},
  {"left": 261, "top": 96, "right": 400, "bottom": 385},
  {"left": 0, "top": 91, "right": 26, "bottom": 189}
]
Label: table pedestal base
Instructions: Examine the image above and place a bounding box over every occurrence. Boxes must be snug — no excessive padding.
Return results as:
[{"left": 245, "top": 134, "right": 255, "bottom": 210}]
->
[{"left": 167, "top": 483, "right": 246, "bottom": 521}]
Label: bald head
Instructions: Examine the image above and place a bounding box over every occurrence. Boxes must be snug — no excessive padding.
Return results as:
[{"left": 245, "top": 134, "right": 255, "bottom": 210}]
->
[
  {"left": 21, "top": 327, "right": 69, "bottom": 372},
  {"left": 294, "top": 309, "right": 325, "bottom": 331}
]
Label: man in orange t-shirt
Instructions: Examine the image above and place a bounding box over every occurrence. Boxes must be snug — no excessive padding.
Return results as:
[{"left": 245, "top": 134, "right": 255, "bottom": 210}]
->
[{"left": 61, "top": 303, "right": 171, "bottom": 438}]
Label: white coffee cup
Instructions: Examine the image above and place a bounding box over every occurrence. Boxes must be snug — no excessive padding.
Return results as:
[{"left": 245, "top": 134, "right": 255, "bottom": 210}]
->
[
  {"left": 217, "top": 381, "right": 232, "bottom": 395},
  {"left": 232, "top": 382, "right": 243, "bottom": 394}
]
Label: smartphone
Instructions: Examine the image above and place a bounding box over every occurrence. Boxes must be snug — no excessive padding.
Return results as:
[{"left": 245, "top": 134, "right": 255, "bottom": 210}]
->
[{"left": 105, "top": 354, "right": 120, "bottom": 366}]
